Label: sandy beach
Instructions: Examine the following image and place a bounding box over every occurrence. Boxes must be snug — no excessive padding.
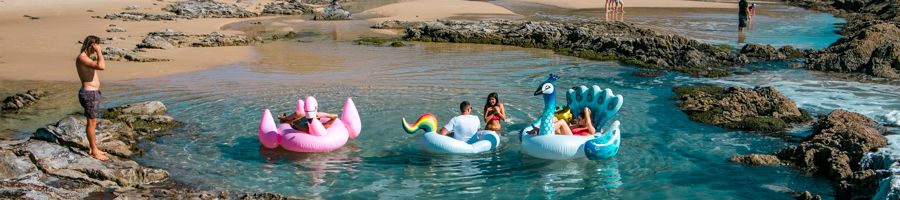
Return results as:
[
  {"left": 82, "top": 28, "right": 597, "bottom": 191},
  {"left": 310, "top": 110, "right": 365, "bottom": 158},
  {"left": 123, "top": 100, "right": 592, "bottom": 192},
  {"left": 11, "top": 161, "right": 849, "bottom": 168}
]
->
[
  {"left": 510, "top": 0, "right": 735, "bottom": 9},
  {"left": 0, "top": 0, "right": 743, "bottom": 82}
]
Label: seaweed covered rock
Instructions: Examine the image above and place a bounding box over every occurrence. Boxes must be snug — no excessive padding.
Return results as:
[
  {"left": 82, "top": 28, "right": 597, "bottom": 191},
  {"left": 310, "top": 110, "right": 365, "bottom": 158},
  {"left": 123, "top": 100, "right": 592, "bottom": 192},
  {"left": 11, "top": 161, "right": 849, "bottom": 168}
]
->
[
  {"left": 729, "top": 154, "right": 782, "bottom": 165},
  {"left": 137, "top": 29, "right": 255, "bottom": 49},
  {"left": 402, "top": 20, "right": 738, "bottom": 77},
  {"left": 673, "top": 86, "right": 812, "bottom": 132}
]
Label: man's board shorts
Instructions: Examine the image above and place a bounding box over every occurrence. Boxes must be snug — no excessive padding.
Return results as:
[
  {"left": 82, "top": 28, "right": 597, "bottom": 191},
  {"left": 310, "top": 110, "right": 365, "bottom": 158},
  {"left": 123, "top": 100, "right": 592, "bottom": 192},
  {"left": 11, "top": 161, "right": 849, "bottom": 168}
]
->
[{"left": 78, "top": 89, "right": 101, "bottom": 118}]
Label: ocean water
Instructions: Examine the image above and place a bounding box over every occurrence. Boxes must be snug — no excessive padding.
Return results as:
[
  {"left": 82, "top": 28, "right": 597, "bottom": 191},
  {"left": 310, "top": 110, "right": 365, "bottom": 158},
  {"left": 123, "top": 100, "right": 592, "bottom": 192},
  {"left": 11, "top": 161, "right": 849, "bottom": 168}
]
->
[{"left": 100, "top": 41, "right": 843, "bottom": 199}]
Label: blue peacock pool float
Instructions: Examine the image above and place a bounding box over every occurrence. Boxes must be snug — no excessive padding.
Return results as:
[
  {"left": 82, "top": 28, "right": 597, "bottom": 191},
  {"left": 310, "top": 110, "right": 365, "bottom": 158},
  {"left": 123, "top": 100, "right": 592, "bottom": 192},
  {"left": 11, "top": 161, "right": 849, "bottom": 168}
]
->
[{"left": 520, "top": 74, "right": 623, "bottom": 160}]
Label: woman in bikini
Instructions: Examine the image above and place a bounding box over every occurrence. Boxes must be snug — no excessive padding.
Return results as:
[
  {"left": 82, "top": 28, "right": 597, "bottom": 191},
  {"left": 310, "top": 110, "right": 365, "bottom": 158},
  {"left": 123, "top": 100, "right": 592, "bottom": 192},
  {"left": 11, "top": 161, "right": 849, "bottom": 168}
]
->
[
  {"left": 531, "top": 107, "right": 596, "bottom": 136},
  {"left": 483, "top": 92, "right": 506, "bottom": 132}
]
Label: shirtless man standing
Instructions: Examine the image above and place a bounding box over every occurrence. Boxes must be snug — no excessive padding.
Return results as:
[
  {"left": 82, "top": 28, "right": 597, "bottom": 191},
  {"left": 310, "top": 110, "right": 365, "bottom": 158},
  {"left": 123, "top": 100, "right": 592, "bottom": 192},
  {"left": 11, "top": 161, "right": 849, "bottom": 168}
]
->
[{"left": 75, "top": 35, "right": 109, "bottom": 161}]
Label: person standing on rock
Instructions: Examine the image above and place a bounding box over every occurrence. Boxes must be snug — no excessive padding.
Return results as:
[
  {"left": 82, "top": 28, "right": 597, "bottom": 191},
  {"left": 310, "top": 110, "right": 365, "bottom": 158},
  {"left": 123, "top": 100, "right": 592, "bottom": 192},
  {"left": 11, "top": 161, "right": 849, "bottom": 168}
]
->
[
  {"left": 738, "top": 0, "right": 750, "bottom": 33},
  {"left": 75, "top": 35, "right": 109, "bottom": 161}
]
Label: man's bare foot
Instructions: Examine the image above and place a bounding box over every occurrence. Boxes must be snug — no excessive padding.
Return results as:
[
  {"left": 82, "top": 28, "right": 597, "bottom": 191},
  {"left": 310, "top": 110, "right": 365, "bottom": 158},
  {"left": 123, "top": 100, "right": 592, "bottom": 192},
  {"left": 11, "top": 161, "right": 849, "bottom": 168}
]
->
[{"left": 90, "top": 149, "right": 109, "bottom": 161}]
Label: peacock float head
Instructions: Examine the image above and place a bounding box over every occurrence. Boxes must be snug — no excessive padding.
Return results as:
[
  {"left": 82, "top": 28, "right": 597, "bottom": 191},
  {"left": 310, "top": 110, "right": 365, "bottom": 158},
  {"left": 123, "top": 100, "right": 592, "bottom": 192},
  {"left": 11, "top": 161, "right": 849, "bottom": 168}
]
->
[{"left": 534, "top": 74, "right": 560, "bottom": 96}]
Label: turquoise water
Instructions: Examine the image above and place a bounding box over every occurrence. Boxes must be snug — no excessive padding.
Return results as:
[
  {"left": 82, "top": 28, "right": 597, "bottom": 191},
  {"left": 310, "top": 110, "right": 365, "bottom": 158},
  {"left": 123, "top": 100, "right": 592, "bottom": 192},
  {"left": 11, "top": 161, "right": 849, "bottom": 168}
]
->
[{"left": 100, "top": 41, "right": 845, "bottom": 199}]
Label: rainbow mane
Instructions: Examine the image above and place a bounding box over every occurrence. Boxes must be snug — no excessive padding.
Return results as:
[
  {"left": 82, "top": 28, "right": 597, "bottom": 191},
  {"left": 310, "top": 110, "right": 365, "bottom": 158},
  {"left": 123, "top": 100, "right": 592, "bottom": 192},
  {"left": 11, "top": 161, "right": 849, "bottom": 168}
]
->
[{"left": 402, "top": 113, "right": 439, "bottom": 134}]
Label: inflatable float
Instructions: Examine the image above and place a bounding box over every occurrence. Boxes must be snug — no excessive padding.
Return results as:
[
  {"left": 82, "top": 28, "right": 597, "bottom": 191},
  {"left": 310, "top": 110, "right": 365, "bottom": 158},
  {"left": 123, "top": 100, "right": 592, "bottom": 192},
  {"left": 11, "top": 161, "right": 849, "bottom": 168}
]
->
[
  {"left": 402, "top": 113, "right": 500, "bottom": 154},
  {"left": 258, "top": 96, "right": 361, "bottom": 153},
  {"left": 520, "top": 74, "right": 622, "bottom": 160}
]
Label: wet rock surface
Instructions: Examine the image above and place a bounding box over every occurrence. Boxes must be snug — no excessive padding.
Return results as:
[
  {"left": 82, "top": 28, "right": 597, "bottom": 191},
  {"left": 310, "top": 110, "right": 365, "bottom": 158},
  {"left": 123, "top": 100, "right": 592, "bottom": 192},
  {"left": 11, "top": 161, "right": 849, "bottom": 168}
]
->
[
  {"left": 784, "top": 0, "right": 900, "bottom": 79},
  {"left": 2, "top": 90, "right": 46, "bottom": 113},
  {"left": 0, "top": 101, "right": 296, "bottom": 199},
  {"left": 740, "top": 44, "right": 811, "bottom": 61},
  {"left": 673, "top": 86, "right": 812, "bottom": 132},
  {"left": 400, "top": 20, "right": 738, "bottom": 77},
  {"left": 730, "top": 154, "right": 782, "bottom": 166},
  {"left": 772, "top": 110, "right": 888, "bottom": 199}
]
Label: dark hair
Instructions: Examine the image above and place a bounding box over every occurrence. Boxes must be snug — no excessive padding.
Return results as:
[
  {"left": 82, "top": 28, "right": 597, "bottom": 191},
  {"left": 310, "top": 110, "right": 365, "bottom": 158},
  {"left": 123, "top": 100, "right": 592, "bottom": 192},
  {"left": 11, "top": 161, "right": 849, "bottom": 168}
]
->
[
  {"left": 483, "top": 92, "right": 499, "bottom": 113},
  {"left": 459, "top": 101, "right": 471, "bottom": 113},
  {"left": 80, "top": 35, "right": 101, "bottom": 55}
]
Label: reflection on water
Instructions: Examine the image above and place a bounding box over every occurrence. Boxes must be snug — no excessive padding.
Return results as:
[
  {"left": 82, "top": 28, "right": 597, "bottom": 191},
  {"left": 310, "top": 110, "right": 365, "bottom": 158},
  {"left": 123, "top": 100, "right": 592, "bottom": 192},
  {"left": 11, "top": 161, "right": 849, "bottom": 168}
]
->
[{"left": 101, "top": 41, "right": 841, "bottom": 199}]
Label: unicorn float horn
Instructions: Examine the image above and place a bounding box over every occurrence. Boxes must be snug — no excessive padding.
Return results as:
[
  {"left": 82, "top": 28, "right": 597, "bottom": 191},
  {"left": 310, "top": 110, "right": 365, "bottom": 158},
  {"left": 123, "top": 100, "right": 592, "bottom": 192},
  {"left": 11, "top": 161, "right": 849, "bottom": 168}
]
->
[
  {"left": 258, "top": 109, "right": 280, "bottom": 149},
  {"left": 402, "top": 113, "right": 438, "bottom": 134}
]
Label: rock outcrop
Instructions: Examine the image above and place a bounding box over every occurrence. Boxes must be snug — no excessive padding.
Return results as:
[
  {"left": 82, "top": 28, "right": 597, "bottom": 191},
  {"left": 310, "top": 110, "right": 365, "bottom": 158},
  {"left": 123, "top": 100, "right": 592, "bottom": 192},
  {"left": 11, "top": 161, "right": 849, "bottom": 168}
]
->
[
  {"left": 162, "top": 0, "right": 257, "bottom": 19},
  {"left": 399, "top": 20, "right": 738, "bottom": 77},
  {"left": 136, "top": 29, "right": 255, "bottom": 49},
  {"left": 773, "top": 110, "right": 888, "bottom": 199},
  {"left": 313, "top": 1, "right": 351, "bottom": 20},
  {"left": 730, "top": 154, "right": 782, "bottom": 165},
  {"left": 262, "top": 0, "right": 315, "bottom": 15},
  {"left": 2, "top": 90, "right": 46, "bottom": 112},
  {"left": 1, "top": 101, "right": 296, "bottom": 199},
  {"left": 673, "top": 86, "right": 812, "bottom": 132},
  {"left": 103, "top": 47, "right": 170, "bottom": 62},
  {"left": 806, "top": 23, "right": 900, "bottom": 78},
  {"left": 740, "top": 44, "right": 811, "bottom": 61},
  {"left": 783, "top": 0, "right": 900, "bottom": 79}
]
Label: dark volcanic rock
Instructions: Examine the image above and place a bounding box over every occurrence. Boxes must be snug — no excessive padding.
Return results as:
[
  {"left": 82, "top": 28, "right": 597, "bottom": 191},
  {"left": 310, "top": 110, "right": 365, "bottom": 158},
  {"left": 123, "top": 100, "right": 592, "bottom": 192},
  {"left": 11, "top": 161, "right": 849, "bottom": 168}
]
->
[
  {"left": 775, "top": 110, "right": 888, "bottom": 199},
  {"left": 673, "top": 86, "right": 812, "bottom": 132},
  {"left": 806, "top": 23, "right": 900, "bottom": 78},
  {"left": 402, "top": 20, "right": 737, "bottom": 77},
  {"left": 795, "top": 191, "right": 823, "bottom": 200},
  {"left": 783, "top": 0, "right": 900, "bottom": 79},
  {"left": 2, "top": 89, "right": 46, "bottom": 112}
]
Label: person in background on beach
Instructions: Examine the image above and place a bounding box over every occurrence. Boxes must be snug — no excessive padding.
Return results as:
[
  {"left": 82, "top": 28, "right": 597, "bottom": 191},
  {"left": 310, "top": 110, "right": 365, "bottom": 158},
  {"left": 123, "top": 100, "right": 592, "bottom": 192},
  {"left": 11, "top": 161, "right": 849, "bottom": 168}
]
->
[
  {"left": 605, "top": 0, "right": 614, "bottom": 12},
  {"left": 75, "top": 35, "right": 108, "bottom": 161},
  {"left": 614, "top": 0, "right": 625, "bottom": 13},
  {"left": 483, "top": 93, "right": 506, "bottom": 132},
  {"left": 738, "top": 0, "right": 749, "bottom": 32},
  {"left": 749, "top": 3, "right": 758, "bottom": 17},
  {"left": 439, "top": 101, "right": 481, "bottom": 141}
]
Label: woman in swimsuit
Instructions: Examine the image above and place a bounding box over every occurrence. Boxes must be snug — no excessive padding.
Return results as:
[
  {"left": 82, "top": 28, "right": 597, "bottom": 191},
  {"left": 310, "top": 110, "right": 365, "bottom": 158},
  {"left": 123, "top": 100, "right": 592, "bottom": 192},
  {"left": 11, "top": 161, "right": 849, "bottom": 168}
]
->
[
  {"left": 530, "top": 107, "right": 595, "bottom": 136},
  {"left": 483, "top": 92, "right": 506, "bottom": 132}
]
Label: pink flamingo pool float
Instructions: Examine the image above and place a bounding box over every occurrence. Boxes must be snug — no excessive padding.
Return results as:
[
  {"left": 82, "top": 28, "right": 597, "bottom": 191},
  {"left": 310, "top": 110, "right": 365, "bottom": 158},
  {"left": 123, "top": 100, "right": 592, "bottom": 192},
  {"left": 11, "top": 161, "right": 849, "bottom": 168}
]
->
[{"left": 258, "top": 96, "right": 361, "bottom": 152}]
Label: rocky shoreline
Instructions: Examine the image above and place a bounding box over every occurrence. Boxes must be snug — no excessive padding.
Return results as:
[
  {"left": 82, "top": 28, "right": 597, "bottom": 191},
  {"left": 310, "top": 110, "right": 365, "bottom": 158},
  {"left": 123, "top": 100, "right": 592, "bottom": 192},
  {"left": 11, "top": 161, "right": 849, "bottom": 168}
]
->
[
  {"left": 377, "top": 20, "right": 815, "bottom": 77},
  {"left": 783, "top": 0, "right": 900, "bottom": 79},
  {"left": 0, "top": 101, "right": 296, "bottom": 199},
  {"left": 731, "top": 110, "right": 891, "bottom": 199},
  {"left": 2, "top": 90, "right": 46, "bottom": 113},
  {"left": 103, "top": 0, "right": 351, "bottom": 21}
]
